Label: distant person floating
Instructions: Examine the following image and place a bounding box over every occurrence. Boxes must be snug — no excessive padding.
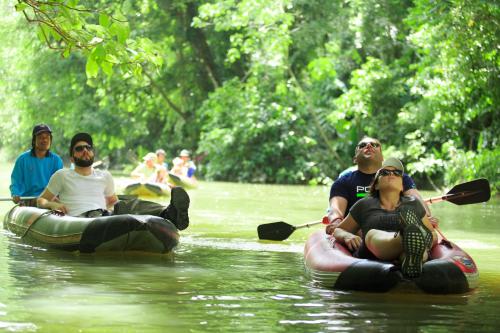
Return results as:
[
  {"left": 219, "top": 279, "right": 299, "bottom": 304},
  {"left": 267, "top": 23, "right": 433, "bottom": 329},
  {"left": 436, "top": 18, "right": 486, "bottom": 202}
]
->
[
  {"left": 131, "top": 152, "right": 167, "bottom": 183},
  {"left": 156, "top": 149, "right": 168, "bottom": 170},
  {"left": 170, "top": 149, "right": 197, "bottom": 178},
  {"left": 10, "top": 124, "right": 63, "bottom": 205}
]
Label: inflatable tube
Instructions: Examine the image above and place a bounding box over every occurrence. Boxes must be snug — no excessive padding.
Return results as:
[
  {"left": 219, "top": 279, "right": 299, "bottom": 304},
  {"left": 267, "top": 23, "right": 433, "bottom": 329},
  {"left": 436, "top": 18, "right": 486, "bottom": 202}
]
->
[
  {"left": 3, "top": 206, "right": 179, "bottom": 254},
  {"left": 124, "top": 182, "right": 171, "bottom": 197},
  {"left": 304, "top": 230, "right": 478, "bottom": 294}
]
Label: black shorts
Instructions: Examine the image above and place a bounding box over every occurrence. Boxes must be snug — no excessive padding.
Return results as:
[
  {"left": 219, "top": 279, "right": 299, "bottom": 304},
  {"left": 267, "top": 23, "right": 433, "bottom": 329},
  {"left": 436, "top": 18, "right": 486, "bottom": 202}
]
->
[{"left": 353, "top": 240, "right": 379, "bottom": 260}]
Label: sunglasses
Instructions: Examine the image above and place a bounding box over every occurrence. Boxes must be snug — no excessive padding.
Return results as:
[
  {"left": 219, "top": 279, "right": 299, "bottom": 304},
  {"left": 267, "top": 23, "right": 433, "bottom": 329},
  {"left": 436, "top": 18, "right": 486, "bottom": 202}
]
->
[
  {"left": 379, "top": 169, "right": 403, "bottom": 177},
  {"left": 357, "top": 141, "right": 381, "bottom": 149},
  {"left": 74, "top": 144, "right": 93, "bottom": 152}
]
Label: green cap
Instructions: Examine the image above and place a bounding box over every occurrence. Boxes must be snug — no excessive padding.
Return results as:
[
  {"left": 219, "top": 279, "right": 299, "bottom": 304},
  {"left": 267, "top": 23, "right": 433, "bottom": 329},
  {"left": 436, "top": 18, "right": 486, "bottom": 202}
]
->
[{"left": 381, "top": 157, "right": 404, "bottom": 172}]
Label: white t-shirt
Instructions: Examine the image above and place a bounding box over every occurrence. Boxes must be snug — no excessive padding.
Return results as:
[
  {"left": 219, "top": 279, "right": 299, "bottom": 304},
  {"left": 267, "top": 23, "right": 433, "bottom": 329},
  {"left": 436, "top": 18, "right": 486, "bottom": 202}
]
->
[{"left": 46, "top": 168, "right": 115, "bottom": 216}]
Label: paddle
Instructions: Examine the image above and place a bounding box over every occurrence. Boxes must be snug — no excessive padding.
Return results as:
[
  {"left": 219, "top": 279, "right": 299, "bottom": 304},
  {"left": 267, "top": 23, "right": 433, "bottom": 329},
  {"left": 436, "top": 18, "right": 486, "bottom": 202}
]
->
[
  {"left": 257, "top": 178, "right": 491, "bottom": 241},
  {"left": 0, "top": 196, "right": 37, "bottom": 202},
  {"left": 425, "top": 178, "right": 490, "bottom": 205},
  {"left": 257, "top": 217, "right": 330, "bottom": 241}
]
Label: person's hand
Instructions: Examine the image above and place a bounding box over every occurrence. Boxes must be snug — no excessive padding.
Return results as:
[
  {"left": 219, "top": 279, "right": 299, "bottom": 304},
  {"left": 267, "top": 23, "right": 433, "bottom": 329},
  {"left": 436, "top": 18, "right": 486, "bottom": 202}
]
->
[
  {"left": 343, "top": 234, "right": 362, "bottom": 252},
  {"left": 50, "top": 202, "right": 68, "bottom": 215},
  {"left": 325, "top": 217, "right": 342, "bottom": 235},
  {"left": 12, "top": 196, "right": 20, "bottom": 204}
]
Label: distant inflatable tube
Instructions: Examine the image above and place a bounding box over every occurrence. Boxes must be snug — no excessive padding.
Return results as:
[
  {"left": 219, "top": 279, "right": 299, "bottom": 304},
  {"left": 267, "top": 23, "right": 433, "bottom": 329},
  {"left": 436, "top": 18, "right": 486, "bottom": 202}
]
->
[{"left": 124, "top": 182, "right": 171, "bottom": 198}]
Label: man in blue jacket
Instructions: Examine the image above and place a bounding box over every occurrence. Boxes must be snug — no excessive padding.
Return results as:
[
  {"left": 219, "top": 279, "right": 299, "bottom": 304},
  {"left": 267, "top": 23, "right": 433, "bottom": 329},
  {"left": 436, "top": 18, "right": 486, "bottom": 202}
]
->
[{"left": 10, "top": 124, "right": 63, "bottom": 205}]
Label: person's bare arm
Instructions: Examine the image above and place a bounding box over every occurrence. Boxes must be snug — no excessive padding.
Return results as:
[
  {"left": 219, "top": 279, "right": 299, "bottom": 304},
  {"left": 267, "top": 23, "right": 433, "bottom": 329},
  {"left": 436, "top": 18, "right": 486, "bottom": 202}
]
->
[
  {"left": 325, "top": 196, "right": 348, "bottom": 234},
  {"left": 130, "top": 164, "right": 145, "bottom": 180},
  {"left": 333, "top": 215, "right": 362, "bottom": 251},
  {"left": 105, "top": 194, "right": 119, "bottom": 211},
  {"left": 37, "top": 188, "right": 68, "bottom": 214}
]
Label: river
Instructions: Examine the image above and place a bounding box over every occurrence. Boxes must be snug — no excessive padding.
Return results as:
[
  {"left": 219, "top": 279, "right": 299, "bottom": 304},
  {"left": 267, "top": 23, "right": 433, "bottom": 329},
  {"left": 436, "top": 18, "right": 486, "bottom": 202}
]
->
[{"left": 1, "top": 164, "right": 499, "bottom": 332}]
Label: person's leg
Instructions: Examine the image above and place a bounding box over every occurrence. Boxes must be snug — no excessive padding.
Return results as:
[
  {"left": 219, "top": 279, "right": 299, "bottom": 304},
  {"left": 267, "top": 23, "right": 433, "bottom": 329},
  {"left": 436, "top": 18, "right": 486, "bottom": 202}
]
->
[
  {"left": 400, "top": 224, "right": 426, "bottom": 278},
  {"left": 113, "top": 187, "right": 190, "bottom": 230},
  {"left": 162, "top": 187, "right": 190, "bottom": 230},
  {"left": 364, "top": 229, "right": 403, "bottom": 261},
  {"left": 398, "top": 206, "right": 432, "bottom": 278},
  {"left": 113, "top": 198, "right": 166, "bottom": 216},
  {"left": 399, "top": 207, "right": 433, "bottom": 249}
]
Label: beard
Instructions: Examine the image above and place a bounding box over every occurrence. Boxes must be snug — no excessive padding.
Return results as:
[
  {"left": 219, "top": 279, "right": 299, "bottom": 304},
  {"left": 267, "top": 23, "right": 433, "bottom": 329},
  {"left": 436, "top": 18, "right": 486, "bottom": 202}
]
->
[{"left": 73, "top": 156, "right": 94, "bottom": 167}]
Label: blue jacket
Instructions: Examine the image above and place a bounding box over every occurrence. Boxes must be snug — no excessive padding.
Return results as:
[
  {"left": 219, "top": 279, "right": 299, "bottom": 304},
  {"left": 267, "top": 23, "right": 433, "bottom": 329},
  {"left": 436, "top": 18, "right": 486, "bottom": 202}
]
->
[{"left": 10, "top": 150, "right": 64, "bottom": 197}]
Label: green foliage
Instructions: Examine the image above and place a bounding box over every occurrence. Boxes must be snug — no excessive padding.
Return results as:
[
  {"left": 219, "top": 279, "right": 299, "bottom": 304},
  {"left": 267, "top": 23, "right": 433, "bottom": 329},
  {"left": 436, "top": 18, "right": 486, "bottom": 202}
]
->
[
  {"left": 1, "top": 0, "right": 498, "bottom": 188},
  {"left": 195, "top": 0, "right": 294, "bottom": 71},
  {"left": 198, "top": 79, "right": 322, "bottom": 183},
  {"left": 16, "top": 0, "right": 163, "bottom": 80},
  {"left": 395, "top": 0, "right": 499, "bottom": 183},
  {"left": 444, "top": 147, "right": 500, "bottom": 195}
]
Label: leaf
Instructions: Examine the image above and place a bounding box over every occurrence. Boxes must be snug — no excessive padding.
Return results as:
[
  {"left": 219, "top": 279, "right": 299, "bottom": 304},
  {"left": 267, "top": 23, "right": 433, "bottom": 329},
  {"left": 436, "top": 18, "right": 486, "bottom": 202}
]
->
[
  {"left": 86, "top": 24, "right": 108, "bottom": 36},
  {"left": 62, "top": 48, "right": 71, "bottom": 58},
  {"left": 101, "top": 61, "right": 114, "bottom": 76},
  {"left": 48, "top": 27, "right": 62, "bottom": 42},
  {"left": 105, "top": 53, "right": 120, "bottom": 64},
  {"left": 85, "top": 57, "right": 99, "bottom": 78},
  {"left": 92, "top": 45, "right": 106, "bottom": 61},
  {"left": 99, "top": 13, "right": 111, "bottom": 28},
  {"left": 110, "top": 22, "right": 130, "bottom": 44},
  {"left": 132, "top": 63, "right": 143, "bottom": 78},
  {"left": 15, "top": 3, "right": 29, "bottom": 11},
  {"left": 36, "top": 26, "right": 47, "bottom": 44}
]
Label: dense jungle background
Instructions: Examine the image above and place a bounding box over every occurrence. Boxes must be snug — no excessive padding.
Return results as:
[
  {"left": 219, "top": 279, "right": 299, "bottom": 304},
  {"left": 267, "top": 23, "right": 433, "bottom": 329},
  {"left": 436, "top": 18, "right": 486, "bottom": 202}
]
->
[{"left": 0, "top": 0, "right": 498, "bottom": 191}]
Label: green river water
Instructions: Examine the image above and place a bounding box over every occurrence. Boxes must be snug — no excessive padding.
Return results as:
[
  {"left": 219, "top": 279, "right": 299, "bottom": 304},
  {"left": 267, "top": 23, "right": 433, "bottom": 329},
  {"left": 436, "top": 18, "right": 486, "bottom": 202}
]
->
[{"left": 1, "top": 163, "right": 499, "bottom": 332}]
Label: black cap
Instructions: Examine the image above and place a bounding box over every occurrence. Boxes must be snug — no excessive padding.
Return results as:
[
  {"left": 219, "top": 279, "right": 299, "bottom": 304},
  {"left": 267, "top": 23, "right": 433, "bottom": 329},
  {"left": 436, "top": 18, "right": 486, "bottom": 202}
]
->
[
  {"left": 32, "top": 124, "right": 52, "bottom": 136},
  {"left": 70, "top": 132, "right": 93, "bottom": 155}
]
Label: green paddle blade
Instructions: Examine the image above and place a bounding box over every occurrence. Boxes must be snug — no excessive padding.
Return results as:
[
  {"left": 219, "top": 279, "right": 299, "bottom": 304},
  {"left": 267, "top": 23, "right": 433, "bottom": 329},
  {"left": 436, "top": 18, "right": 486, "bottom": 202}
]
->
[
  {"left": 257, "top": 221, "right": 296, "bottom": 241},
  {"left": 446, "top": 178, "right": 490, "bottom": 205}
]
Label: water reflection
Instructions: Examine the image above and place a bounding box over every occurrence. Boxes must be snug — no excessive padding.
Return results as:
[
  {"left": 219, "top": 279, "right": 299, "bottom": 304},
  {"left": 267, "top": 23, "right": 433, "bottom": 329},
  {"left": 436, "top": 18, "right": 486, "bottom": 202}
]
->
[
  {"left": 0, "top": 184, "right": 499, "bottom": 332},
  {"left": 298, "top": 285, "right": 471, "bottom": 331},
  {"left": 2, "top": 234, "right": 500, "bottom": 332}
]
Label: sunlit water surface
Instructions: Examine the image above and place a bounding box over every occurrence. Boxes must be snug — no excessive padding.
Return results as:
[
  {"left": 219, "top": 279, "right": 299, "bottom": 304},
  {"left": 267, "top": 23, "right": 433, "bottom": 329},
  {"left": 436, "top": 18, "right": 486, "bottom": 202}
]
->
[{"left": 1, "top": 169, "right": 499, "bottom": 332}]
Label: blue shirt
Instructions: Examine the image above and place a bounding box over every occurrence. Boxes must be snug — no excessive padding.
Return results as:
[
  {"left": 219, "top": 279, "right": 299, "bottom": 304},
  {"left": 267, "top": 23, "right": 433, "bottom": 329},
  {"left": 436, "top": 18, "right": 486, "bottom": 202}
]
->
[
  {"left": 10, "top": 150, "right": 64, "bottom": 197},
  {"left": 329, "top": 170, "right": 416, "bottom": 214}
]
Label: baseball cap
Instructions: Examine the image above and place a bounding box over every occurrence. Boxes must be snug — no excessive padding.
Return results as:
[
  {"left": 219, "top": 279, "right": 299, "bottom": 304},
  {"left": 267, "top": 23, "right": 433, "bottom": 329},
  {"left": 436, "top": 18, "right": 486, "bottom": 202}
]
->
[
  {"left": 32, "top": 124, "right": 52, "bottom": 136},
  {"left": 381, "top": 157, "right": 404, "bottom": 172},
  {"left": 70, "top": 132, "right": 93, "bottom": 155},
  {"left": 143, "top": 152, "right": 157, "bottom": 161},
  {"left": 155, "top": 149, "right": 166, "bottom": 155}
]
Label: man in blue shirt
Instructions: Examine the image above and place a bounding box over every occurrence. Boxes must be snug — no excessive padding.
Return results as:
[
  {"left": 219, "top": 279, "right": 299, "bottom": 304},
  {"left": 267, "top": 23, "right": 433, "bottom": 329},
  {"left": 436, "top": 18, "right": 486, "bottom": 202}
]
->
[
  {"left": 325, "top": 136, "right": 436, "bottom": 234},
  {"left": 10, "top": 124, "right": 63, "bottom": 205}
]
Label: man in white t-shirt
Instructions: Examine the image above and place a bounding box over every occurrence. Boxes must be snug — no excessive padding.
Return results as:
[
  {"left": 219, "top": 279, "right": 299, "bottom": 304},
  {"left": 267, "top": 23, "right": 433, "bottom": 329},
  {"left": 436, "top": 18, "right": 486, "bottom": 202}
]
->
[{"left": 37, "top": 133, "right": 190, "bottom": 230}]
